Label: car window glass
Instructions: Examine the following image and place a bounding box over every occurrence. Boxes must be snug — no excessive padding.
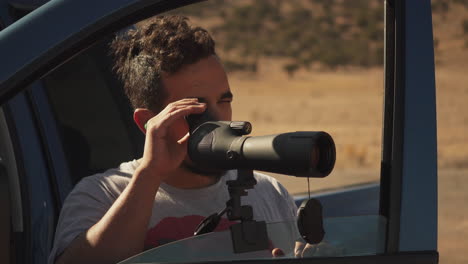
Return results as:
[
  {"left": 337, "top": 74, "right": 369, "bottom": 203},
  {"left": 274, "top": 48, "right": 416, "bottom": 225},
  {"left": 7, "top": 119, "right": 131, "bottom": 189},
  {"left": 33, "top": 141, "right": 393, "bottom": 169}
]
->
[
  {"left": 170, "top": 0, "right": 383, "bottom": 199},
  {"left": 41, "top": 0, "right": 383, "bottom": 196},
  {"left": 162, "top": 0, "right": 385, "bottom": 261},
  {"left": 40, "top": 0, "right": 386, "bottom": 262},
  {"left": 120, "top": 216, "right": 386, "bottom": 263}
]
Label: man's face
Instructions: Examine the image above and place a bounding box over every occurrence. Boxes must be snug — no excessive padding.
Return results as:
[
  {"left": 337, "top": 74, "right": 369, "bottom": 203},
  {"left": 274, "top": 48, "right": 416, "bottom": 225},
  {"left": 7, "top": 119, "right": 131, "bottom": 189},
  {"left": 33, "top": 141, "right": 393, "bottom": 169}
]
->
[
  {"left": 160, "top": 55, "right": 233, "bottom": 177},
  {"left": 161, "top": 55, "right": 233, "bottom": 122}
]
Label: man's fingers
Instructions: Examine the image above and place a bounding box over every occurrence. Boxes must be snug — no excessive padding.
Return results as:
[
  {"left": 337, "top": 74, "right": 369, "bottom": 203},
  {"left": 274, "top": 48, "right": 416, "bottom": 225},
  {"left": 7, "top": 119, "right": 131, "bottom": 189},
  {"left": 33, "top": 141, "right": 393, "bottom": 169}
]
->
[
  {"left": 167, "top": 103, "right": 206, "bottom": 119},
  {"left": 301, "top": 243, "right": 317, "bottom": 258},
  {"left": 162, "top": 101, "right": 206, "bottom": 120},
  {"left": 147, "top": 103, "right": 206, "bottom": 135},
  {"left": 271, "top": 248, "right": 285, "bottom": 258},
  {"left": 169, "top": 97, "right": 199, "bottom": 105},
  {"left": 296, "top": 242, "right": 343, "bottom": 258},
  {"left": 294, "top": 242, "right": 305, "bottom": 258},
  {"left": 163, "top": 98, "right": 204, "bottom": 111},
  {"left": 177, "top": 132, "right": 190, "bottom": 144}
]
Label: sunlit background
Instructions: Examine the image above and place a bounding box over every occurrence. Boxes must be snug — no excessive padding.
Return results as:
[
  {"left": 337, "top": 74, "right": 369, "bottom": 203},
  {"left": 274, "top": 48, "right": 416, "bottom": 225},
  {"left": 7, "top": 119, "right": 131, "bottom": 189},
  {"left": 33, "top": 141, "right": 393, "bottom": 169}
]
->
[{"left": 170, "top": 1, "right": 468, "bottom": 263}]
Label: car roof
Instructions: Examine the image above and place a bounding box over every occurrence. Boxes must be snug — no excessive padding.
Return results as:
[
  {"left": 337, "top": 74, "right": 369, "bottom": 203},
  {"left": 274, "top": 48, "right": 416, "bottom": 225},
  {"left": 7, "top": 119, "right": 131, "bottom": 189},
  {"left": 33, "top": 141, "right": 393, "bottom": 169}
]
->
[
  {"left": 0, "top": 0, "right": 189, "bottom": 104},
  {"left": 9, "top": 0, "right": 50, "bottom": 10}
]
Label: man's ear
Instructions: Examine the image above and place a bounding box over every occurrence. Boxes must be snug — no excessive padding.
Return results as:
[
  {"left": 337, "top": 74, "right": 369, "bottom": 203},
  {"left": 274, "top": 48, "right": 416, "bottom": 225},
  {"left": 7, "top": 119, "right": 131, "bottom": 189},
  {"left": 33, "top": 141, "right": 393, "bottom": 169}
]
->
[{"left": 134, "top": 108, "right": 155, "bottom": 134}]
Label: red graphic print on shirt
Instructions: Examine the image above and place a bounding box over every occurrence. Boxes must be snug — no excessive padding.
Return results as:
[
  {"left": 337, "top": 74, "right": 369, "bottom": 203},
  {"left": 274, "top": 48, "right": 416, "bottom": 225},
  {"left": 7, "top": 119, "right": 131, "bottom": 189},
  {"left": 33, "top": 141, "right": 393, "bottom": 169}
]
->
[{"left": 144, "top": 215, "right": 236, "bottom": 249}]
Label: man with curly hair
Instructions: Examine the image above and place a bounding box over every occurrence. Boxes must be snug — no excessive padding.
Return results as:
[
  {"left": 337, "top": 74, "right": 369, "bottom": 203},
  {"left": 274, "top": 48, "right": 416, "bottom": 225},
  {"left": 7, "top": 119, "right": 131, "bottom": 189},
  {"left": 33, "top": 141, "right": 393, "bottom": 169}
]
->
[{"left": 49, "top": 16, "right": 298, "bottom": 264}]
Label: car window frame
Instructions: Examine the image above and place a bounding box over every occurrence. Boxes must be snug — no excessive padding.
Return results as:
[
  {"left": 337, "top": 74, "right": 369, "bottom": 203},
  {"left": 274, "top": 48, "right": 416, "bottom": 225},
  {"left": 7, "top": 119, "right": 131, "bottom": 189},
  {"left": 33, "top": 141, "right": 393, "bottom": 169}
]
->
[
  {"left": 0, "top": 0, "right": 439, "bottom": 263},
  {"left": 2, "top": 90, "right": 59, "bottom": 263},
  {"left": 381, "top": 0, "right": 438, "bottom": 254}
]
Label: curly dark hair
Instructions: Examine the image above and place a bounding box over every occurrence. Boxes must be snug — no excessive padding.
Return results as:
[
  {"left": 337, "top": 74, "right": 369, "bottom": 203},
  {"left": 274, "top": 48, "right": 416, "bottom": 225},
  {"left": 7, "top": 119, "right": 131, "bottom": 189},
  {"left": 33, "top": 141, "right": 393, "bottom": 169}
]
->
[{"left": 110, "top": 15, "right": 216, "bottom": 112}]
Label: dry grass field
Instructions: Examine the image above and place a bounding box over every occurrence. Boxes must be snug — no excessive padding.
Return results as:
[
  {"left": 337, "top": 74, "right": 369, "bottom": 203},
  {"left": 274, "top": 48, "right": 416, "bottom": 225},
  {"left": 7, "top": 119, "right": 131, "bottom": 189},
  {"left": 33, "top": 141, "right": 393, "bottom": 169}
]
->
[
  {"left": 230, "top": 63, "right": 383, "bottom": 192},
  {"left": 433, "top": 6, "right": 468, "bottom": 262}
]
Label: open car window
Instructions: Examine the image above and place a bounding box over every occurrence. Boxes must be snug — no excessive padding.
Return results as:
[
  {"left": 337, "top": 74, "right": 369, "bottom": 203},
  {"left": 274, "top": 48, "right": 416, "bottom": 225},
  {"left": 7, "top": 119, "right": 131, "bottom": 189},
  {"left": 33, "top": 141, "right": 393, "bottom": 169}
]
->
[
  {"left": 169, "top": 0, "right": 384, "bottom": 196},
  {"left": 37, "top": 0, "right": 387, "bottom": 262},
  {"left": 42, "top": 0, "right": 385, "bottom": 199}
]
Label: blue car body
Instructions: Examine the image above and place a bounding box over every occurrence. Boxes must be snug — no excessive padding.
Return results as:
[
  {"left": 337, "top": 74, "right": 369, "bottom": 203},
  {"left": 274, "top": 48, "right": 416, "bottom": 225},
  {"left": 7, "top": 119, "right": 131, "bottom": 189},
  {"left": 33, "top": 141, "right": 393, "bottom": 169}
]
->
[{"left": 0, "top": 0, "right": 438, "bottom": 263}]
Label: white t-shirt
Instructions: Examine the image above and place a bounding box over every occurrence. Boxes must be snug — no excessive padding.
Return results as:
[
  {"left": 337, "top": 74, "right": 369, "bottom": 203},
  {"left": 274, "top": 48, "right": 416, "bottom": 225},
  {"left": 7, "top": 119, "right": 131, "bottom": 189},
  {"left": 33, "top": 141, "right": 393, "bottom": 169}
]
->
[{"left": 48, "top": 159, "right": 297, "bottom": 263}]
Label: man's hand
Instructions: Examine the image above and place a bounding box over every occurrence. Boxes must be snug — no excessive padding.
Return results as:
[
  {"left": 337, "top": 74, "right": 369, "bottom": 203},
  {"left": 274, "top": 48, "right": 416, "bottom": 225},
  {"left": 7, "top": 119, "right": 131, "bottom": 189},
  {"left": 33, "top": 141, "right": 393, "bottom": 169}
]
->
[
  {"left": 140, "top": 98, "right": 206, "bottom": 179},
  {"left": 294, "top": 241, "right": 344, "bottom": 258},
  {"left": 56, "top": 99, "right": 207, "bottom": 264},
  {"left": 271, "top": 248, "right": 285, "bottom": 257}
]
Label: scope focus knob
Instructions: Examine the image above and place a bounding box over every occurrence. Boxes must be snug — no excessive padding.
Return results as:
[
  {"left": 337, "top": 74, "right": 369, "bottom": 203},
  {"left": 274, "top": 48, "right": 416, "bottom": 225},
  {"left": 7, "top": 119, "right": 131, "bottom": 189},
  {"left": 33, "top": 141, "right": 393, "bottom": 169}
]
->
[{"left": 229, "top": 121, "right": 252, "bottom": 135}]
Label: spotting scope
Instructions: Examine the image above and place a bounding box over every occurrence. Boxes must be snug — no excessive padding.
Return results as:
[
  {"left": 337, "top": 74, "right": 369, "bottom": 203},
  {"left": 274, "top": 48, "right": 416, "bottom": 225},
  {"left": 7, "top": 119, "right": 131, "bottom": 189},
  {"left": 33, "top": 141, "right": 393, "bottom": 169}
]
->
[{"left": 187, "top": 117, "right": 336, "bottom": 178}]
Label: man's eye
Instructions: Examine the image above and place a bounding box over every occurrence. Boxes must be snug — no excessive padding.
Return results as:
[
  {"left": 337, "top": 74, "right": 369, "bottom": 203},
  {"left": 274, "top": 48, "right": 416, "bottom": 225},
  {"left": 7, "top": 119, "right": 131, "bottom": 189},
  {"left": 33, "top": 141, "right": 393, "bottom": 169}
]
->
[{"left": 219, "top": 100, "right": 232, "bottom": 104}]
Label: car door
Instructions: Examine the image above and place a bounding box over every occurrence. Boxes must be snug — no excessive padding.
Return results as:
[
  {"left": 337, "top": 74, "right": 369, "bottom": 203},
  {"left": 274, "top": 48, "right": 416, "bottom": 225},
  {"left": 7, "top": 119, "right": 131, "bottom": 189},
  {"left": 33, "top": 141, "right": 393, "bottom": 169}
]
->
[{"left": 0, "top": 0, "right": 438, "bottom": 263}]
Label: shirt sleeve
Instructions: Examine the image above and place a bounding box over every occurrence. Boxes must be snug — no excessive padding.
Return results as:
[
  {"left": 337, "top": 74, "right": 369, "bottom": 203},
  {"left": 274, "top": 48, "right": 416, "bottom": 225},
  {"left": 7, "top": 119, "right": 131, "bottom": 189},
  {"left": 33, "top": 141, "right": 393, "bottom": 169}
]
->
[
  {"left": 48, "top": 175, "right": 116, "bottom": 264},
  {"left": 276, "top": 179, "right": 299, "bottom": 218},
  {"left": 249, "top": 172, "right": 298, "bottom": 222}
]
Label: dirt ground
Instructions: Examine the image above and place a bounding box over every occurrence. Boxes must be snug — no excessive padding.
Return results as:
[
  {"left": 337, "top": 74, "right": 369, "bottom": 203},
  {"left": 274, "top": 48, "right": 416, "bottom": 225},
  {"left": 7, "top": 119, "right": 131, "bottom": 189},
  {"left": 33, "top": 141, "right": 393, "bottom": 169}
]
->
[{"left": 227, "top": 62, "right": 468, "bottom": 263}]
